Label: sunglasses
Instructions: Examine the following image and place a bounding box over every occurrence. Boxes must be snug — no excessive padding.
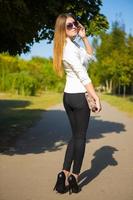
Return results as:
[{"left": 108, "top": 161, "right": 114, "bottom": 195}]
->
[{"left": 66, "top": 21, "right": 79, "bottom": 30}]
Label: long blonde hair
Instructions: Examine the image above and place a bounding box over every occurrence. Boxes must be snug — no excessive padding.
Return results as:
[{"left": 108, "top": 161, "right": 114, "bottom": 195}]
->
[{"left": 53, "top": 13, "right": 76, "bottom": 77}]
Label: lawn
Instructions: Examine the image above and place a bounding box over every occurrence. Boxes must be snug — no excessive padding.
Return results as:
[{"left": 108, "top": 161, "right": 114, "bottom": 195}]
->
[
  {"left": 0, "top": 91, "right": 63, "bottom": 152},
  {"left": 101, "top": 93, "right": 133, "bottom": 117}
]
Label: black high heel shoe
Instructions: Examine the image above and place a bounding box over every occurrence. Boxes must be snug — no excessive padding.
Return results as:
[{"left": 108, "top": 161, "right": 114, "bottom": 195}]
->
[
  {"left": 53, "top": 171, "right": 67, "bottom": 194},
  {"left": 68, "top": 174, "right": 80, "bottom": 194}
]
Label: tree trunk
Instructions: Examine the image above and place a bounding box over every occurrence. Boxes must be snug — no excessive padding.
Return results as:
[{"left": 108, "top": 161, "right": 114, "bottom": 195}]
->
[
  {"left": 118, "top": 79, "right": 121, "bottom": 95},
  {"left": 105, "top": 80, "right": 109, "bottom": 92},
  {"left": 131, "top": 83, "right": 133, "bottom": 95},
  {"left": 123, "top": 85, "right": 126, "bottom": 97},
  {"left": 109, "top": 79, "right": 113, "bottom": 93}
]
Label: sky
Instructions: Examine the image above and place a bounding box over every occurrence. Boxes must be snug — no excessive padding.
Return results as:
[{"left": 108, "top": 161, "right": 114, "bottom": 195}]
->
[{"left": 21, "top": 0, "right": 133, "bottom": 60}]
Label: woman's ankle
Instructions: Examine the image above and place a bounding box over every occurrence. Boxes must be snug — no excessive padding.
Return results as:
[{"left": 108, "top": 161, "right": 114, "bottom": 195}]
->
[
  {"left": 71, "top": 173, "right": 79, "bottom": 181},
  {"left": 62, "top": 169, "right": 70, "bottom": 177}
]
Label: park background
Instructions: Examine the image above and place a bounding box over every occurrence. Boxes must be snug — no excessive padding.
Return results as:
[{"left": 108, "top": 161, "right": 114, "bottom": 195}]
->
[{"left": 0, "top": 0, "right": 133, "bottom": 151}]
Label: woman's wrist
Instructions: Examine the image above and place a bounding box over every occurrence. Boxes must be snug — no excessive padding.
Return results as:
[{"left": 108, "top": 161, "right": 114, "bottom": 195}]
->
[
  {"left": 81, "top": 36, "right": 87, "bottom": 40},
  {"left": 94, "top": 95, "right": 99, "bottom": 101},
  {"left": 81, "top": 36, "right": 93, "bottom": 55}
]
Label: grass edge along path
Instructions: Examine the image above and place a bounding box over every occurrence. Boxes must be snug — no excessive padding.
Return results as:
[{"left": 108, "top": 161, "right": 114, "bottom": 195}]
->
[
  {"left": 101, "top": 93, "right": 133, "bottom": 118},
  {"left": 0, "top": 91, "right": 63, "bottom": 152}
]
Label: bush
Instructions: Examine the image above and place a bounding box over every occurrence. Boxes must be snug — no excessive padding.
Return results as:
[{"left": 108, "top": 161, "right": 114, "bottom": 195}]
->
[{"left": 0, "top": 54, "right": 65, "bottom": 95}]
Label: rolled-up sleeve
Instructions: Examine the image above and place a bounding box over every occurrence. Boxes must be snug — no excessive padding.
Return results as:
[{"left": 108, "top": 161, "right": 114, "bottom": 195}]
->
[
  {"left": 63, "top": 44, "right": 91, "bottom": 86},
  {"left": 80, "top": 47, "right": 95, "bottom": 62}
]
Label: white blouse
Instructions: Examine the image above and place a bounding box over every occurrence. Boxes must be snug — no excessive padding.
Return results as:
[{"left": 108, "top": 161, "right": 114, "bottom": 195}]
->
[{"left": 63, "top": 37, "right": 94, "bottom": 93}]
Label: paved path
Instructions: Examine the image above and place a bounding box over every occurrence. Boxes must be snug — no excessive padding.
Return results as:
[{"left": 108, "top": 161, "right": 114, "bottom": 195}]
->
[{"left": 0, "top": 101, "right": 133, "bottom": 200}]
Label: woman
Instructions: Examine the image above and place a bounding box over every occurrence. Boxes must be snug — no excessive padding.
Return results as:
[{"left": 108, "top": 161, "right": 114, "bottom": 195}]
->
[{"left": 53, "top": 13, "right": 101, "bottom": 194}]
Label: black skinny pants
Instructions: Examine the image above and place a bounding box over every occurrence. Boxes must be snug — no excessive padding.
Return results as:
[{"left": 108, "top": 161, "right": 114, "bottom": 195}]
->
[{"left": 63, "top": 92, "right": 90, "bottom": 174}]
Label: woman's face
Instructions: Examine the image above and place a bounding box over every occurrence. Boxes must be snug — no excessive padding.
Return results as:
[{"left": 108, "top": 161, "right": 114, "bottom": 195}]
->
[{"left": 65, "top": 17, "right": 79, "bottom": 39}]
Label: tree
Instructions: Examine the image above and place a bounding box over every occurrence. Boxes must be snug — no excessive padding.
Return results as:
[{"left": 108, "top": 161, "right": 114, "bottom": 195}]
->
[
  {"left": 0, "top": 0, "right": 109, "bottom": 55},
  {"left": 90, "top": 21, "right": 133, "bottom": 95}
]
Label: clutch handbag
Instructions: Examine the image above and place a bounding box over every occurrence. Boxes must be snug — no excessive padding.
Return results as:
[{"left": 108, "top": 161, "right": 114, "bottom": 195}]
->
[{"left": 85, "top": 92, "right": 97, "bottom": 112}]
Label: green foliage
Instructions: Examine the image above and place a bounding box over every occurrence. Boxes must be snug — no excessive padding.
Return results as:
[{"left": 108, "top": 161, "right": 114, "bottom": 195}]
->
[
  {"left": 88, "top": 14, "right": 109, "bottom": 36},
  {"left": 0, "top": 0, "right": 109, "bottom": 55},
  {"left": 89, "top": 21, "right": 133, "bottom": 95},
  {"left": 0, "top": 54, "right": 65, "bottom": 95}
]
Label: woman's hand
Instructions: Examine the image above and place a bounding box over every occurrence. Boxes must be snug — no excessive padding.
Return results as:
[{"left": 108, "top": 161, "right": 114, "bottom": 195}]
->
[
  {"left": 77, "top": 22, "right": 86, "bottom": 38},
  {"left": 85, "top": 83, "right": 102, "bottom": 113},
  {"left": 95, "top": 97, "right": 102, "bottom": 113}
]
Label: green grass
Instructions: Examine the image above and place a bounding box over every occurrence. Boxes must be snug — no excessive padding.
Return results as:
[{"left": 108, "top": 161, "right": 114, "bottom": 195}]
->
[
  {"left": 0, "top": 91, "right": 63, "bottom": 151},
  {"left": 101, "top": 93, "right": 133, "bottom": 117}
]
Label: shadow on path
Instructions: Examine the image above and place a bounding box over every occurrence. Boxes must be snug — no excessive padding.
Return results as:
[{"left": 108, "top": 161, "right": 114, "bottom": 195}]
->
[
  {"left": 1, "top": 108, "right": 126, "bottom": 155},
  {"left": 87, "top": 115, "right": 125, "bottom": 140},
  {"left": 79, "top": 146, "right": 118, "bottom": 190},
  {"left": 0, "top": 99, "right": 45, "bottom": 153}
]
